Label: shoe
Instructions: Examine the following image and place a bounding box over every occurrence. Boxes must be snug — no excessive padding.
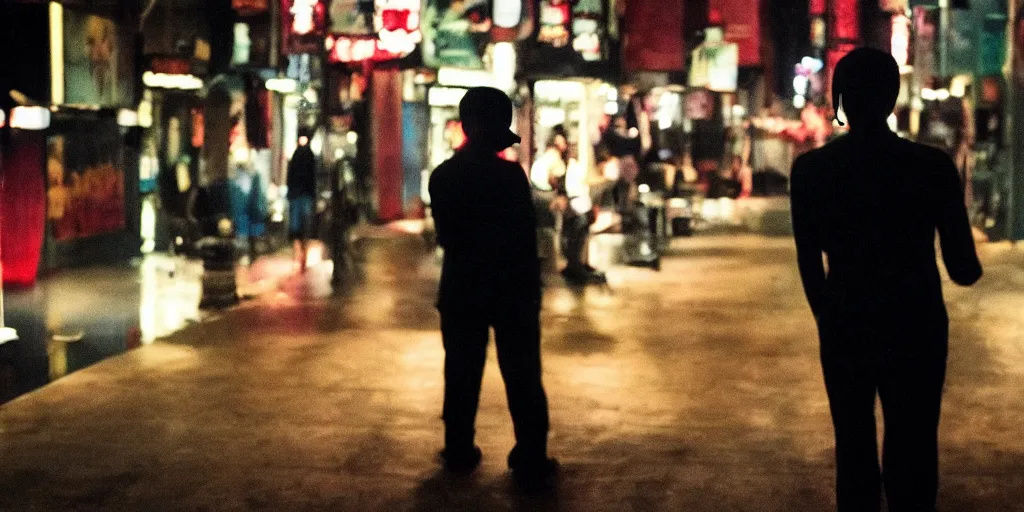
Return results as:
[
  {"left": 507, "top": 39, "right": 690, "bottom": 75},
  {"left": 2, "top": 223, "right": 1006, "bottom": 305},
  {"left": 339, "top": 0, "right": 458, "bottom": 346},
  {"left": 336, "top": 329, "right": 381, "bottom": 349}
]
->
[
  {"left": 585, "top": 270, "right": 607, "bottom": 284},
  {"left": 561, "top": 267, "right": 588, "bottom": 286},
  {"left": 439, "top": 446, "right": 482, "bottom": 474},
  {"left": 508, "top": 450, "right": 559, "bottom": 490}
]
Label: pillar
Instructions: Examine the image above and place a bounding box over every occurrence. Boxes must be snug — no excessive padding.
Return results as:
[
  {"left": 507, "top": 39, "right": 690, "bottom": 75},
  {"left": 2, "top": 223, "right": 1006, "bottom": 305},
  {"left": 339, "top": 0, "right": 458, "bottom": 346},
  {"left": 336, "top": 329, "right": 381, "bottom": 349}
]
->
[{"left": 371, "top": 67, "right": 404, "bottom": 221}]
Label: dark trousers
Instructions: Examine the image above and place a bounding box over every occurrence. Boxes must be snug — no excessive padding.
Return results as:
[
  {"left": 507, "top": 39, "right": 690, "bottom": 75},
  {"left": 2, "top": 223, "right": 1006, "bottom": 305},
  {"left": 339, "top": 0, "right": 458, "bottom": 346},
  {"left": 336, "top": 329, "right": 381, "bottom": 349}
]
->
[
  {"left": 561, "top": 211, "right": 590, "bottom": 271},
  {"left": 440, "top": 309, "right": 550, "bottom": 460},
  {"left": 820, "top": 318, "right": 948, "bottom": 512}
]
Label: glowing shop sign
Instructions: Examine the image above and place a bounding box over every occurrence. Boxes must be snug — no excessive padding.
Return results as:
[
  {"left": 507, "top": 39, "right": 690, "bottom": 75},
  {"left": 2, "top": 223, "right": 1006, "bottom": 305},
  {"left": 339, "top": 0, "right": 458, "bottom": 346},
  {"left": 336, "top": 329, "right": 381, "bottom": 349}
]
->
[
  {"left": 891, "top": 14, "right": 910, "bottom": 68},
  {"left": 327, "top": 0, "right": 420, "bottom": 62},
  {"left": 374, "top": 0, "right": 421, "bottom": 54},
  {"left": 292, "top": 0, "right": 319, "bottom": 34},
  {"left": 327, "top": 36, "right": 387, "bottom": 62}
]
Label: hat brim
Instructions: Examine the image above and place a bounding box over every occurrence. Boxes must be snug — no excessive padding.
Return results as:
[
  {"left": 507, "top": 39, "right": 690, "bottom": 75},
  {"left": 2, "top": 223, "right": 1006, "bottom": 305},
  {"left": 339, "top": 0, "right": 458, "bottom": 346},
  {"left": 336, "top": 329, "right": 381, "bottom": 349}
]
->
[{"left": 498, "top": 129, "right": 522, "bottom": 149}]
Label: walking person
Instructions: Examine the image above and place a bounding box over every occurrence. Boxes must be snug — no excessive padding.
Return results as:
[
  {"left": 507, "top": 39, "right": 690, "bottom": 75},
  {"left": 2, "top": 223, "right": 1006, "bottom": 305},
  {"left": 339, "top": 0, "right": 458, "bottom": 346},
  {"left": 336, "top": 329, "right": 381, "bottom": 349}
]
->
[
  {"left": 791, "top": 48, "right": 982, "bottom": 511},
  {"left": 428, "top": 87, "right": 557, "bottom": 488},
  {"left": 287, "top": 131, "right": 318, "bottom": 273}
]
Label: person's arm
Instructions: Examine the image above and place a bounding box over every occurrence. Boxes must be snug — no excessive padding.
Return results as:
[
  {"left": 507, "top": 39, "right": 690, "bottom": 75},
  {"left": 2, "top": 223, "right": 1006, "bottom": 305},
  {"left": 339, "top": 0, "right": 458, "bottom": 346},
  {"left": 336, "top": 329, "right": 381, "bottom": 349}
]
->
[
  {"left": 790, "top": 155, "right": 826, "bottom": 319},
  {"left": 511, "top": 166, "right": 542, "bottom": 301},
  {"left": 428, "top": 169, "right": 450, "bottom": 249},
  {"left": 936, "top": 154, "right": 982, "bottom": 286}
]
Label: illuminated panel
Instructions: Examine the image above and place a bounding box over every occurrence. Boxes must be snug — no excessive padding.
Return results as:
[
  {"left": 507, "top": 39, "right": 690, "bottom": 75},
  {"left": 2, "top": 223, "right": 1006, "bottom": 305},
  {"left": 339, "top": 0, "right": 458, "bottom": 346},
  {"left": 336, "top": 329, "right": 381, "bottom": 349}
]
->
[
  {"left": 49, "top": 2, "right": 64, "bottom": 105},
  {"left": 282, "top": 0, "right": 326, "bottom": 54},
  {"left": 327, "top": 0, "right": 420, "bottom": 62},
  {"left": 830, "top": 0, "right": 859, "bottom": 42},
  {"left": 891, "top": 14, "right": 910, "bottom": 68}
]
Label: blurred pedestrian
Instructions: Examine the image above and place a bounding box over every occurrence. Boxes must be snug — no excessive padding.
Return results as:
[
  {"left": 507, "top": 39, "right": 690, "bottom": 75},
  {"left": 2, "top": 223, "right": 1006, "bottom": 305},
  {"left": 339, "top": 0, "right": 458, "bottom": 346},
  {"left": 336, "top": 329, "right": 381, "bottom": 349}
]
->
[
  {"left": 428, "top": 86, "right": 557, "bottom": 488},
  {"left": 287, "top": 131, "right": 317, "bottom": 273},
  {"left": 791, "top": 48, "right": 982, "bottom": 512}
]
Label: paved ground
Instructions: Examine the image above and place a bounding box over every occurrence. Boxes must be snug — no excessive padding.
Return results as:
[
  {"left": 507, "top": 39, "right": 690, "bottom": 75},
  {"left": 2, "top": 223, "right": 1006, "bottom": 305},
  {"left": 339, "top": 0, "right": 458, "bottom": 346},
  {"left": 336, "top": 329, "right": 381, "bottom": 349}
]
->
[
  {"left": 1, "top": 235, "right": 1022, "bottom": 511},
  {"left": 1, "top": 253, "right": 294, "bottom": 403}
]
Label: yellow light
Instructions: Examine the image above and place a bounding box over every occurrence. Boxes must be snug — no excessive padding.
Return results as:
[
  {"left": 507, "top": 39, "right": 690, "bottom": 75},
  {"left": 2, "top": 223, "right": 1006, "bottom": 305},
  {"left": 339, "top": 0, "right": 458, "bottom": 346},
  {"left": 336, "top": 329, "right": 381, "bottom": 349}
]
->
[{"left": 50, "top": 2, "right": 64, "bottom": 105}]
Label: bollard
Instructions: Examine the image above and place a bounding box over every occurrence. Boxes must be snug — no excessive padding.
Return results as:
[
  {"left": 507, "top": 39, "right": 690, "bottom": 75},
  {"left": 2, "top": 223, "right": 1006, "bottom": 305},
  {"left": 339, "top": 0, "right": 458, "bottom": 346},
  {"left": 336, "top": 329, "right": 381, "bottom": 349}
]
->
[{"left": 198, "top": 219, "right": 239, "bottom": 309}]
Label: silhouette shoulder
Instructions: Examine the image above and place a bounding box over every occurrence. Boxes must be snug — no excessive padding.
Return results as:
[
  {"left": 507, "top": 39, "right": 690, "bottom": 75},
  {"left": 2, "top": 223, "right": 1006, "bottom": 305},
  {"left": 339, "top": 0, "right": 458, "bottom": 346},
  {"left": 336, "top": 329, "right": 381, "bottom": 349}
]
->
[{"left": 791, "top": 144, "right": 831, "bottom": 181}]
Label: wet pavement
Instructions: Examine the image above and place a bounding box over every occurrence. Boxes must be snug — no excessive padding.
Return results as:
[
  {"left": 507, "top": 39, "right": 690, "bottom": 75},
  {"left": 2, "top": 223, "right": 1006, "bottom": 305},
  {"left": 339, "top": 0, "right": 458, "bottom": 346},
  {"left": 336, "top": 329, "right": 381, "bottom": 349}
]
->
[
  {"left": 1, "top": 235, "right": 1023, "bottom": 511},
  {"left": 1, "top": 253, "right": 294, "bottom": 403}
]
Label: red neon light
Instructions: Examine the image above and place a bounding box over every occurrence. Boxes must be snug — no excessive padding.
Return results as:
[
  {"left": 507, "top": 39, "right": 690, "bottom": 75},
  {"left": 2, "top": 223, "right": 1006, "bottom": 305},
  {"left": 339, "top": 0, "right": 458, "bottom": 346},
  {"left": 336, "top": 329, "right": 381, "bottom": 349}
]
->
[
  {"left": 327, "top": 36, "right": 403, "bottom": 63},
  {"left": 381, "top": 9, "right": 414, "bottom": 31}
]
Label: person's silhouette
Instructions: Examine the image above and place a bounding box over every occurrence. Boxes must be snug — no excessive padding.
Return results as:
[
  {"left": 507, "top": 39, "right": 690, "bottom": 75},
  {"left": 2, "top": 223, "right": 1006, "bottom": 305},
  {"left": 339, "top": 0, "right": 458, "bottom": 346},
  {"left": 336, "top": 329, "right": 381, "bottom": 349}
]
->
[
  {"left": 791, "top": 48, "right": 982, "bottom": 511},
  {"left": 428, "top": 87, "right": 557, "bottom": 487}
]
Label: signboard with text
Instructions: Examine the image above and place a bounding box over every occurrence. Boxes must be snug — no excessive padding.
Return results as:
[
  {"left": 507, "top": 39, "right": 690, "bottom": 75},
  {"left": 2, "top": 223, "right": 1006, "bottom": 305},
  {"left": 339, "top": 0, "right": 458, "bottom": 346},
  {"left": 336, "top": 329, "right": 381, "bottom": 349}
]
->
[
  {"left": 63, "top": 9, "right": 134, "bottom": 107},
  {"left": 709, "top": 0, "right": 762, "bottom": 66},
  {"left": 327, "top": 0, "right": 421, "bottom": 63},
  {"left": 422, "top": 0, "right": 491, "bottom": 68},
  {"left": 46, "top": 119, "right": 126, "bottom": 241},
  {"left": 572, "top": 0, "right": 603, "bottom": 61},
  {"left": 282, "top": 0, "right": 327, "bottom": 54}
]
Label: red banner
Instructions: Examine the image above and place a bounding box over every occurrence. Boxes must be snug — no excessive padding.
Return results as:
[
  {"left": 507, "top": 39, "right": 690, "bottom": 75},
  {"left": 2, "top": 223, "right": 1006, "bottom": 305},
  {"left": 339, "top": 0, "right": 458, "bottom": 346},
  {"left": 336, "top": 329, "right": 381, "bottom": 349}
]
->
[
  {"left": 623, "top": 0, "right": 685, "bottom": 72},
  {"left": 710, "top": 0, "right": 762, "bottom": 66},
  {"left": 1, "top": 132, "right": 46, "bottom": 287},
  {"left": 830, "top": 0, "right": 859, "bottom": 42}
]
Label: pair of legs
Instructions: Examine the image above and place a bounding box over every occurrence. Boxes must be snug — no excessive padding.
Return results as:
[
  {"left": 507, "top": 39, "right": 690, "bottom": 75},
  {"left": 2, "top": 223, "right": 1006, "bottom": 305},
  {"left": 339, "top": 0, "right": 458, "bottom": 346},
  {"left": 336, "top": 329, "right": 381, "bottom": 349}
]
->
[
  {"left": 439, "top": 307, "right": 550, "bottom": 467},
  {"left": 289, "top": 195, "right": 315, "bottom": 272},
  {"left": 561, "top": 210, "right": 602, "bottom": 283},
  {"left": 820, "top": 318, "right": 948, "bottom": 512}
]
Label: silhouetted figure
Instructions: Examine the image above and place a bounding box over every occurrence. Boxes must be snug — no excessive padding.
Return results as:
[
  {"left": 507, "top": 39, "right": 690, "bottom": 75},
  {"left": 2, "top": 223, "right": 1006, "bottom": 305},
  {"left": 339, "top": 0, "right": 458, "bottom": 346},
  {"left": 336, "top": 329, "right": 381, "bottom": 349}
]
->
[
  {"left": 287, "top": 131, "right": 317, "bottom": 272},
  {"left": 428, "top": 87, "right": 557, "bottom": 487},
  {"left": 791, "top": 48, "right": 982, "bottom": 512}
]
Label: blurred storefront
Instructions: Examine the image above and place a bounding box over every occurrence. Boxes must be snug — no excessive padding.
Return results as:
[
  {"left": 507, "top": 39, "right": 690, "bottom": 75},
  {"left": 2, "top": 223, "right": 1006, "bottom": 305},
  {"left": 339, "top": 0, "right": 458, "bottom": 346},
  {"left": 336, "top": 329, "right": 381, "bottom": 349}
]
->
[{"left": 1, "top": 1, "right": 143, "bottom": 286}]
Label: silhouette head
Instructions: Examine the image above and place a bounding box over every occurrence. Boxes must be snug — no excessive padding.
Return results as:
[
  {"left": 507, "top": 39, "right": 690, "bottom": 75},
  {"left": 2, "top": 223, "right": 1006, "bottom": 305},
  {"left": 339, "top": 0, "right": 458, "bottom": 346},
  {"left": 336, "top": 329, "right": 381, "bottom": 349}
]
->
[
  {"left": 832, "top": 48, "right": 900, "bottom": 129},
  {"left": 459, "top": 87, "right": 521, "bottom": 151}
]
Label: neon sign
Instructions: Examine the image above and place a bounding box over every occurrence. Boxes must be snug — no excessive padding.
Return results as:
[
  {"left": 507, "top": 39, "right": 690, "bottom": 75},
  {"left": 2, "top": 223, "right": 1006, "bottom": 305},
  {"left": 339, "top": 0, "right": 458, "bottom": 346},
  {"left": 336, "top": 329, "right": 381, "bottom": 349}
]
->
[
  {"left": 327, "top": 0, "right": 420, "bottom": 62},
  {"left": 292, "top": 0, "right": 319, "bottom": 34},
  {"left": 283, "top": 0, "right": 326, "bottom": 54}
]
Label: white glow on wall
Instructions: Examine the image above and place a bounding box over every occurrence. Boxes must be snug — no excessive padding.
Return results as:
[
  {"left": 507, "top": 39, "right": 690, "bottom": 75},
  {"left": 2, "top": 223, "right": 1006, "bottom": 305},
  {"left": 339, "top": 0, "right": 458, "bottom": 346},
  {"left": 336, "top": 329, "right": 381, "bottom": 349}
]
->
[
  {"left": 891, "top": 14, "right": 910, "bottom": 67},
  {"left": 492, "top": 43, "right": 516, "bottom": 93},
  {"left": 143, "top": 72, "right": 204, "bottom": 90},
  {"left": 438, "top": 67, "right": 493, "bottom": 88},
  {"left": 534, "top": 80, "right": 586, "bottom": 102},
  {"left": 50, "top": 2, "right": 64, "bottom": 105},
  {"left": 10, "top": 106, "right": 51, "bottom": 130},
  {"left": 427, "top": 86, "right": 468, "bottom": 107},
  {"left": 537, "top": 107, "right": 566, "bottom": 127}
]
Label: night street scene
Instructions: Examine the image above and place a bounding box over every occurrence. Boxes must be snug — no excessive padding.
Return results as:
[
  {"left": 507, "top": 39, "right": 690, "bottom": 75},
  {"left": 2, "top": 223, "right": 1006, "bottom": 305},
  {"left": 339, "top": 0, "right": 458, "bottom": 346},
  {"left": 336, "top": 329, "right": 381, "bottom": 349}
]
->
[{"left": 1, "top": 0, "right": 1024, "bottom": 510}]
